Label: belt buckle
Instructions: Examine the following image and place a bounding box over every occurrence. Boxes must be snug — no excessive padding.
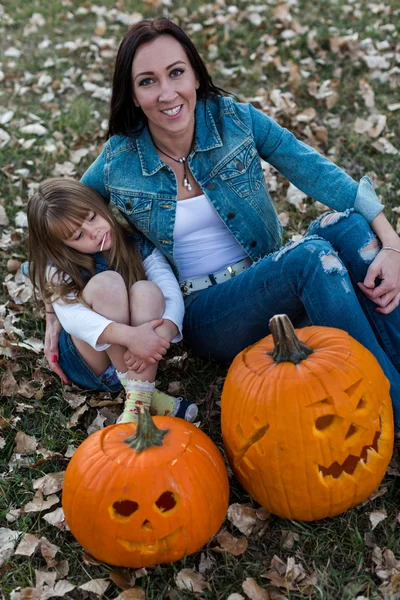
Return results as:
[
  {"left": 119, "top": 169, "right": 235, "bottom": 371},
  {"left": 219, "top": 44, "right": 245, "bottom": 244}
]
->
[
  {"left": 227, "top": 265, "right": 236, "bottom": 277},
  {"left": 180, "top": 281, "right": 193, "bottom": 296}
]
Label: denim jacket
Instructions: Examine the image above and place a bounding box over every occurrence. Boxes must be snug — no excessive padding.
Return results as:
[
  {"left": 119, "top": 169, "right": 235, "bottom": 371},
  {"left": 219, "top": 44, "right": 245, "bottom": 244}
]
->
[{"left": 81, "top": 96, "right": 383, "bottom": 278}]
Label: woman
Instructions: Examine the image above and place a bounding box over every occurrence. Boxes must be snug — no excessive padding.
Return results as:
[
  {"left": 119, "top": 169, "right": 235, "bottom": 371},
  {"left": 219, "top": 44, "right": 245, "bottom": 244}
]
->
[{"left": 45, "top": 18, "right": 400, "bottom": 429}]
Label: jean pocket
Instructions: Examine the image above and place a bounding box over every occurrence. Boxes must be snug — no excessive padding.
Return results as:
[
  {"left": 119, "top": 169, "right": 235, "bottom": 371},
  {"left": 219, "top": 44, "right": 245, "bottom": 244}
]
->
[
  {"left": 110, "top": 190, "right": 153, "bottom": 232},
  {"left": 218, "top": 144, "right": 265, "bottom": 198}
]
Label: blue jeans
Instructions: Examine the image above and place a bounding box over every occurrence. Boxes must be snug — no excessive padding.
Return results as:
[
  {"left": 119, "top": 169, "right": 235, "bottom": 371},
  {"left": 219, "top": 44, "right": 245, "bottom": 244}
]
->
[{"left": 183, "top": 210, "right": 400, "bottom": 429}]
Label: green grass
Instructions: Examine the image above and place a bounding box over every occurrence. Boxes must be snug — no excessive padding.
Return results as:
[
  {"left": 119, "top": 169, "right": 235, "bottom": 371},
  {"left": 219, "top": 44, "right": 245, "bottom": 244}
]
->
[{"left": 1, "top": 0, "right": 400, "bottom": 598}]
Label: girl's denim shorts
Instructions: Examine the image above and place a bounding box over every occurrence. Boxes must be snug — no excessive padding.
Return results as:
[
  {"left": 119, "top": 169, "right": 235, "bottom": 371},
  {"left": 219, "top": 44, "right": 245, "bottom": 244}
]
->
[{"left": 58, "top": 330, "right": 122, "bottom": 393}]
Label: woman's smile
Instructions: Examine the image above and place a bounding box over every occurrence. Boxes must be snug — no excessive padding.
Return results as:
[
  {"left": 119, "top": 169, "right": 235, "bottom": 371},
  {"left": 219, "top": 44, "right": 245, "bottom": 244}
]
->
[{"left": 131, "top": 35, "right": 199, "bottom": 146}]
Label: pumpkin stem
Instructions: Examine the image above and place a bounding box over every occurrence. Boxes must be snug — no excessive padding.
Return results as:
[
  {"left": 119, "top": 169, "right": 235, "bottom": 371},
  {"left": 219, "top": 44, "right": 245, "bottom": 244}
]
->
[
  {"left": 124, "top": 408, "right": 169, "bottom": 453},
  {"left": 267, "top": 314, "right": 313, "bottom": 364}
]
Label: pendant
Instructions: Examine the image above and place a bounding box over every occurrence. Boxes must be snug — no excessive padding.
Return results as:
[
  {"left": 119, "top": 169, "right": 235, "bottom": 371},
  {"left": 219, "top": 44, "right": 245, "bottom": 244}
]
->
[{"left": 183, "top": 177, "right": 192, "bottom": 191}]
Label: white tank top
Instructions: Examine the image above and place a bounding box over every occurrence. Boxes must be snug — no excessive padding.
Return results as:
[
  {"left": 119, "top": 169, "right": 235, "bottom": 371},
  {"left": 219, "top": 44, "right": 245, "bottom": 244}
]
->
[{"left": 173, "top": 194, "right": 247, "bottom": 282}]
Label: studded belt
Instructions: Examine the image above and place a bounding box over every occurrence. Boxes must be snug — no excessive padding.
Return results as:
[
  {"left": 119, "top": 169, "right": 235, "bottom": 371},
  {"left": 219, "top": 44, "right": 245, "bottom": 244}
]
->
[{"left": 180, "top": 257, "right": 253, "bottom": 297}]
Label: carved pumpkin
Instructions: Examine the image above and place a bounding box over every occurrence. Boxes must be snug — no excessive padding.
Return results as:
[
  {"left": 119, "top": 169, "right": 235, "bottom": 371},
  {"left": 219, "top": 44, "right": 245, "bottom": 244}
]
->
[
  {"left": 62, "top": 410, "right": 229, "bottom": 567},
  {"left": 221, "top": 315, "right": 394, "bottom": 521}
]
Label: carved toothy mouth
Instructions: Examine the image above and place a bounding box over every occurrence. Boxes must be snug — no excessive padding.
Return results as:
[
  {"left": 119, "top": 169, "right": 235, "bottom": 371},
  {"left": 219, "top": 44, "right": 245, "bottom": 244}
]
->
[
  {"left": 117, "top": 528, "right": 182, "bottom": 555},
  {"left": 318, "top": 430, "right": 380, "bottom": 479}
]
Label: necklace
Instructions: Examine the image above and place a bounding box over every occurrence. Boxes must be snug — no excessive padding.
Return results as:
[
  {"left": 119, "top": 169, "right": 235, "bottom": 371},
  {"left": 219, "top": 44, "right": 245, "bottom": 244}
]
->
[{"left": 153, "top": 143, "right": 192, "bottom": 191}]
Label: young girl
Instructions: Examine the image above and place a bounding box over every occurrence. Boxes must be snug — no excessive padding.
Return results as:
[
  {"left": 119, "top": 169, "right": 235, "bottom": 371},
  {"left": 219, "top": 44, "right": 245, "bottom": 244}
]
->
[{"left": 27, "top": 178, "right": 198, "bottom": 423}]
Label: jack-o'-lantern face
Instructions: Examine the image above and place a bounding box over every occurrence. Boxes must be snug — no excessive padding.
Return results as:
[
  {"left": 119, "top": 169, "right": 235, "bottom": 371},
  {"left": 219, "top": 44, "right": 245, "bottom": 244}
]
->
[
  {"left": 62, "top": 416, "right": 230, "bottom": 567},
  {"left": 221, "top": 320, "right": 394, "bottom": 521},
  {"left": 108, "top": 489, "right": 184, "bottom": 557}
]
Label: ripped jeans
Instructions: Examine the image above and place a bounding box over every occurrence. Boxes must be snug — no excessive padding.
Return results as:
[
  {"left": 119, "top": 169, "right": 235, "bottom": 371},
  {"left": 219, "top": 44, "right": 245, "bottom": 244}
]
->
[{"left": 183, "top": 210, "right": 400, "bottom": 428}]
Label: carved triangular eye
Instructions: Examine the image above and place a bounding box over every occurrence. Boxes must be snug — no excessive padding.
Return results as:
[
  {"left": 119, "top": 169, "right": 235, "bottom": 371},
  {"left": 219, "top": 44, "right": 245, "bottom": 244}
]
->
[
  {"left": 155, "top": 491, "right": 176, "bottom": 513},
  {"left": 315, "top": 414, "right": 343, "bottom": 431},
  {"left": 345, "top": 424, "right": 358, "bottom": 439},
  {"left": 113, "top": 500, "right": 139, "bottom": 517}
]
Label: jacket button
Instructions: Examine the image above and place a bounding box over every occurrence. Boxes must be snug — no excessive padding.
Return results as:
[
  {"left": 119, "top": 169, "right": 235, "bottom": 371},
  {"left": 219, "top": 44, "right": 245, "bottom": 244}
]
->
[
  {"left": 250, "top": 240, "right": 257, "bottom": 248},
  {"left": 236, "top": 161, "right": 245, "bottom": 171},
  {"left": 125, "top": 201, "right": 132, "bottom": 210},
  {"left": 207, "top": 183, "right": 215, "bottom": 190},
  {"left": 227, "top": 212, "right": 235, "bottom": 219}
]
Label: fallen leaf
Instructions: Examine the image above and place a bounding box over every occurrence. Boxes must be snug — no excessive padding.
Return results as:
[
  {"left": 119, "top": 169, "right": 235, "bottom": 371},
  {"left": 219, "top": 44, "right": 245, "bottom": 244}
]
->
[
  {"left": 114, "top": 589, "right": 146, "bottom": 600},
  {"left": 23, "top": 491, "right": 59, "bottom": 513},
  {"left": 33, "top": 472, "right": 65, "bottom": 495},
  {"left": 216, "top": 530, "right": 248, "bottom": 556},
  {"left": 371, "top": 138, "right": 398, "bottom": 155},
  {"left": 227, "top": 504, "right": 257, "bottom": 536},
  {"left": 87, "top": 411, "right": 107, "bottom": 434},
  {"left": 175, "top": 568, "right": 210, "bottom": 592},
  {"left": 42, "top": 507, "right": 66, "bottom": 529},
  {"left": 79, "top": 578, "right": 110, "bottom": 595},
  {"left": 242, "top": 577, "right": 270, "bottom": 600},
  {"left": 281, "top": 530, "right": 299, "bottom": 550},
  {"left": 14, "top": 431, "right": 37, "bottom": 454},
  {"left": 67, "top": 404, "right": 89, "bottom": 427},
  {"left": 227, "top": 595, "right": 245, "bottom": 600},
  {"left": 14, "top": 533, "right": 40, "bottom": 556},
  {"left": 110, "top": 569, "right": 136, "bottom": 591},
  {"left": 286, "top": 184, "right": 308, "bottom": 213},
  {"left": 198, "top": 552, "right": 216, "bottom": 574},
  {"left": 39, "top": 537, "right": 60, "bottom": 567},
  {"left": 369, "top": 509, "right": 387, "bottom": 530}
]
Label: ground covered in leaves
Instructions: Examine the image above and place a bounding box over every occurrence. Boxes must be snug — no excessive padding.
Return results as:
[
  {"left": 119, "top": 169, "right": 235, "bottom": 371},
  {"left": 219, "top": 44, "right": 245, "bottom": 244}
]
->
[{"left": 1, "top": 0, "right": 400, "bottom": 599}]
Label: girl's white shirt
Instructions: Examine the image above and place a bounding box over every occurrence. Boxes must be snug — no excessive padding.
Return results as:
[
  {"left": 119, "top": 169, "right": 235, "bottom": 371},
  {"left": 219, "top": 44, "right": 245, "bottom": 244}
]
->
[{"left": 49, "top": 248, "right": 184, "bottom": 351}]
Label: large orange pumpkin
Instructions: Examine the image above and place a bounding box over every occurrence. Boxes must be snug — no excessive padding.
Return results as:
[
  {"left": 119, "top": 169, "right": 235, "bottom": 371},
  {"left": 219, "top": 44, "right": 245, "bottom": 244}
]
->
[
  {"left": 62, "top": 410, "right": 229, "bottom": 567},
  {"left": 221, "top": 315, "right": 394, "bottom": 521}
]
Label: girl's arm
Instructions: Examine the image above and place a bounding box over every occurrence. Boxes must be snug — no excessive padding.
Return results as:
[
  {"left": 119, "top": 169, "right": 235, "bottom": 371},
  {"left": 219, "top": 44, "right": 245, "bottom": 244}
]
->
[{"left": 143, "top": 248, "right": 184, "bottom": 343}]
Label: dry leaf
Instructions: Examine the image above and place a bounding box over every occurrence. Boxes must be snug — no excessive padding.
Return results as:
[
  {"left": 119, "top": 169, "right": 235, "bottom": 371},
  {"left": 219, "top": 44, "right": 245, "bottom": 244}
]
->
[
  {"left": 42, "top": 507, "right": 66, "bottom": 529},
  {"left": 87, "top": 411, "right": 107, "bottom": 434},
  {"left": 242, "top": 578, "right": 270, "bottom": 600},
  {"left": 175, "top": 568, "right": 209, "bottom": 592},
  {"left": 14, "top": 533, "right": 40, "bottom": 556},
  {"left": 216, "top": 530, "right": 248, "bottom": 556},
  {"left": 369, "top": 509, "right": 387, "bottom": 530},
  {"left": 14, "top": 431, "right": 37, "bottom": 454},
  {"left": 227, "top": 595, "right": 245, "bottom": 600},
  {"left": 67, "top": 404, "right": 89, "bottom": 427},
  {"left": 114, "top": 589, "right": 146, "bottom": 600},
  {"left": 281, "top": 530, "right": 299, "bottom": 550},
  {"left": 110, "top": 569, "right": 136, "bottom": 591},
  {"left": 24, "top": 491, "right": 59, "bottom": 513},
  {"left": 39, "top": 537, "right": 60, "bottom": 567},
  {"left": 79, "top": 578, "right": 110, "bottom": 595},
  {"left": 371, "top": 138, "right": 398, "bottom": 155},
  {"left": 227, "top": 504, "right": 257, "bottom": 536},
  {"left": 286, "top": 184, "right": 308, "bottom": 213},
  {"left": 33, "top": 472, "right": 64, "bottom": 495},
  {"left": 167, "top": 380, "right": 181, "bottom": 395},
  {"left": 198, "top": 552, "right": 216, "bottom": 574},
  {"left": 0, "top": 528, "right": 20, "bottom": 567}
]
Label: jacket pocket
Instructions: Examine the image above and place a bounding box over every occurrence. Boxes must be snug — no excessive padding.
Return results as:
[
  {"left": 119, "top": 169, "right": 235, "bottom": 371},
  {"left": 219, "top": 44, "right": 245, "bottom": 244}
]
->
[
  {"left": 110, "top": 191, "right": 153, "bottom": 233},
  {"left": 218, "top": 144, "right": 265, "bottom": 198}
]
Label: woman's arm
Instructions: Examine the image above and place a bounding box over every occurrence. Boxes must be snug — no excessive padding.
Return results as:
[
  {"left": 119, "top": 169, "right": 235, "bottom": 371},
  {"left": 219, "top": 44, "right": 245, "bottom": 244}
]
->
[{"left": 244, "top": 103, "right": 384, "bottom": 224}]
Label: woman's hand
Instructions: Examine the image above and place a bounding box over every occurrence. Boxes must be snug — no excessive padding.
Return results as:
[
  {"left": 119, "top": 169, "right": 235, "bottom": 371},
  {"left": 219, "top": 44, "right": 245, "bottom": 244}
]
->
[
  {"left": 358, "top": 248, "right": 400, "bottom": 314},
  {"left": 44, "top": 311, "right": 69, "bottom": 383}
]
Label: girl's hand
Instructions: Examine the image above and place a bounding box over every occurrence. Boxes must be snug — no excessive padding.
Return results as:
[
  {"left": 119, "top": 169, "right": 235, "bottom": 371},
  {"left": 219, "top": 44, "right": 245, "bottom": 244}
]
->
[
  {"left": 357, "top": 248, "right": 400, "bottom": 314},
  {"left": 44, "top": 312, "right": 69, "bottom": 384},
  {"left": 126, "top": 319, "right": 170, "bottom": 363}
]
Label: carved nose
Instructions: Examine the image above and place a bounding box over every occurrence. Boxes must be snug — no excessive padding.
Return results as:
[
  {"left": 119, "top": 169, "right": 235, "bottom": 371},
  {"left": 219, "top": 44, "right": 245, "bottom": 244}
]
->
[{"left": 141, "top": 519, "right": 153, "bottom": 531}]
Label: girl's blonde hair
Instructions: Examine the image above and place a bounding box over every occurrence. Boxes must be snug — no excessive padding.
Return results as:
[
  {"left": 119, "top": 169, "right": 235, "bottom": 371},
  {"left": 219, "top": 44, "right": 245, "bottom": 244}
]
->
[{"left": 27, "top": 178, "right": 146, "bottom": 304}]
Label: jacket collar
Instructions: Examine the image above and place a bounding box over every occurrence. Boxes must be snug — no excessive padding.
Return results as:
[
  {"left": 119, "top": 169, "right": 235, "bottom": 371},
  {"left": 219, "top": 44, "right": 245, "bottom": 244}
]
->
[{"left": 135, "top": 99, "right": 223, "bottom": 176}]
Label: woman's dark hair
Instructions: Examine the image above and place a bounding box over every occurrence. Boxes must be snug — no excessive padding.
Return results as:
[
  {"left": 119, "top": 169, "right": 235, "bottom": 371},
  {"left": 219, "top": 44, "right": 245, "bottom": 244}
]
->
[{"left": 108, "top": 17, "right": 228, "bottom": 138}]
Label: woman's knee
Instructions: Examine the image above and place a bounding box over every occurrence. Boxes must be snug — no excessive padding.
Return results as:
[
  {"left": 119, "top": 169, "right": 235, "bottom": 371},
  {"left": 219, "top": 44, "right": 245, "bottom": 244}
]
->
[{"left": 276, "top": 237, "right": 348, "bottom": 276}]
